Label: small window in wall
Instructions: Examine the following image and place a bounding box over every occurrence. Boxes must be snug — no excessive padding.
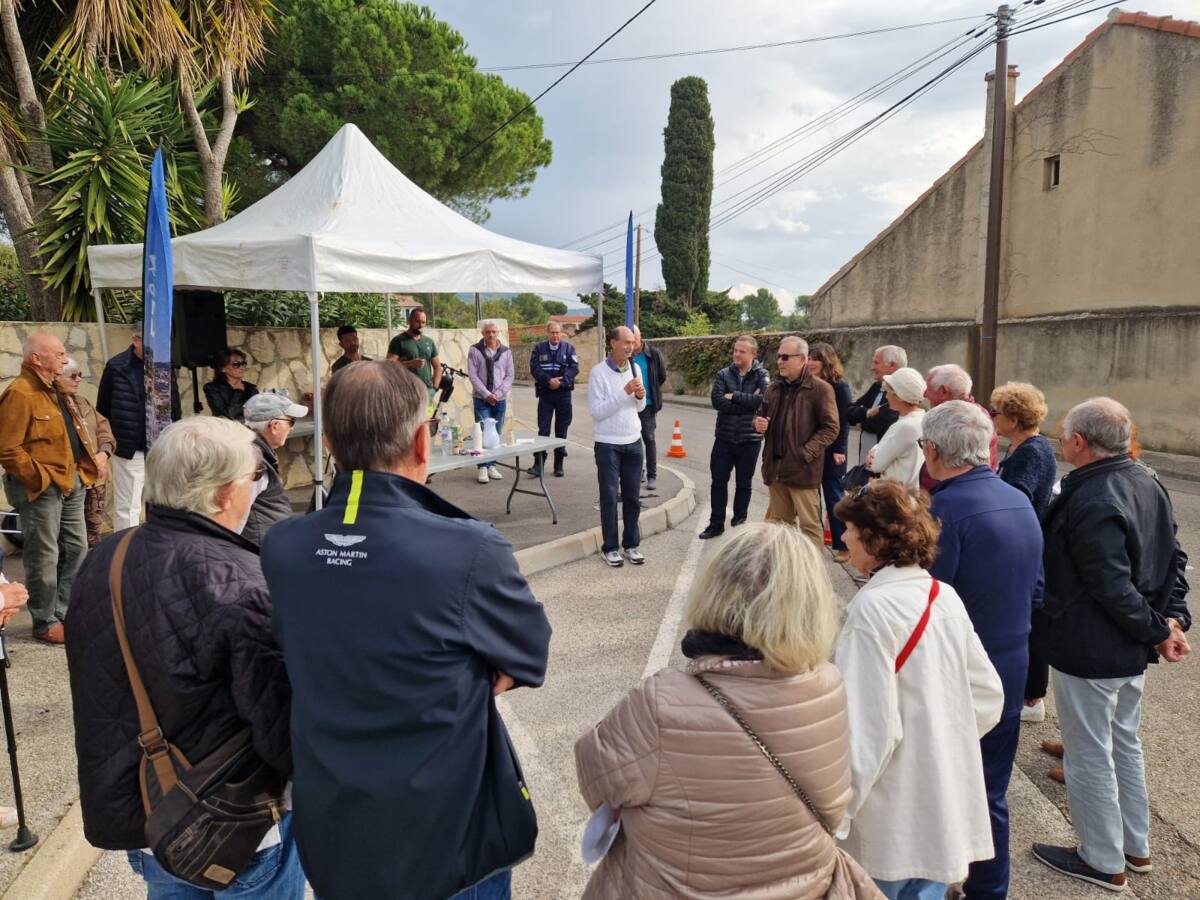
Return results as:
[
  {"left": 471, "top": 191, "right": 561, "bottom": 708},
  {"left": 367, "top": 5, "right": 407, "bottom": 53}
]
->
[{"left": 1044, "top": 155, "right": 1061, "bottom": 190}]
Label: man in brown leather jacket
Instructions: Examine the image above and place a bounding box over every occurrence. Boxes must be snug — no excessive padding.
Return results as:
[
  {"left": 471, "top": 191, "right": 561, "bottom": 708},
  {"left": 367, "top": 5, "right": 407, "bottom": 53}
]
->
[
  {"left": 753, "top": 336, "right": 839, "bottom": 546},
  {"left": 0, "top": 333, "right": 98, "bottom": 644}
]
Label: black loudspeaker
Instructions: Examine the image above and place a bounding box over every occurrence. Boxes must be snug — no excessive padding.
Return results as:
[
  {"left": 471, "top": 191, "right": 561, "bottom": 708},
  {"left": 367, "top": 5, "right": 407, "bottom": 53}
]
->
[{"left": 172, "top": 290, "right": 227, "bottom": 369}]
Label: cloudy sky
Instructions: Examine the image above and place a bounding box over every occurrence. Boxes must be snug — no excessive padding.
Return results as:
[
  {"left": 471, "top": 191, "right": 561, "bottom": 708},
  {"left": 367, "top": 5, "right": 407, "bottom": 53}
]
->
[{"left": 429, "top": 0, "right": 1184, "bottom": 311}]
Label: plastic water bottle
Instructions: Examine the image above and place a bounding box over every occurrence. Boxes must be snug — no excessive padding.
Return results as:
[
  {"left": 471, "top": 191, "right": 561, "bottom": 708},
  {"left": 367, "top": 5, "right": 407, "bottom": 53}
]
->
[{"left": 439, "top": 412, "right": 452, "bottom": 457}]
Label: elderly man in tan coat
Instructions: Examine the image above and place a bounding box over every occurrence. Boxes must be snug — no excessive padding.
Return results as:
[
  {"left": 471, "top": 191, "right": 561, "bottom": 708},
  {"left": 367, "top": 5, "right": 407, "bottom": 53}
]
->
[{"left": 0, "top": 333, "right": 99, "bottom": 643}]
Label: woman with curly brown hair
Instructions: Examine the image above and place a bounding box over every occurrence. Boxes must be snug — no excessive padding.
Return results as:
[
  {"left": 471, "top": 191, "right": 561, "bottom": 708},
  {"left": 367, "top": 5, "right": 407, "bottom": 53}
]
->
[{"left": 833, "top": 480, "right": 1004, "bottom": 900}]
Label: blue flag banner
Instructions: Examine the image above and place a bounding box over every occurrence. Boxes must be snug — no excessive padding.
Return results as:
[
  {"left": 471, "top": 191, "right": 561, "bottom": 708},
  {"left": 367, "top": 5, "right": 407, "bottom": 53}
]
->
[
  {"left": 143, "top": 147, "right": 174, "bottom": 447},
  {"left": 624, "top": 212, "right": 635, "bottom": 328}
]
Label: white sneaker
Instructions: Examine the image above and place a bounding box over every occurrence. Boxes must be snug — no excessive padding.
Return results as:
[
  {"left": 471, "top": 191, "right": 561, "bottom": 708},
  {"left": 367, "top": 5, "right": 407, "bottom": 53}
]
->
[
  {"left": 603, "top": 550, "right": 624, "bottom": 567},
  {"left": 477, "top": 468, "right": 490, "bottom": 484},
  {"left": 488, "top": 466, "right": 503, "bottom": 480},
  {"left": 1021, "top": 699, "right": 1046, "bottom": 723},
  {"left": 623, "top": 548, "right": 645, "bottom": 565}
]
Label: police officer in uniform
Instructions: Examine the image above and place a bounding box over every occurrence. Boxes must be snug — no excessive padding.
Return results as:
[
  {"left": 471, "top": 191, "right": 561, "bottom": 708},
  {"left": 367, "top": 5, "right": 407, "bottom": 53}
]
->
[{"left": 528, "top": 321, "right": 579, "bottom": 478}]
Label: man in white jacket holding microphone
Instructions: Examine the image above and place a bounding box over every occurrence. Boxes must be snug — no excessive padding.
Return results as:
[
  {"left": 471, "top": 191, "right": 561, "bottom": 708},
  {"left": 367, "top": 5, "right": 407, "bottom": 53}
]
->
[{"left": 588, "top": 326, "right": 647, "bottom": 568}]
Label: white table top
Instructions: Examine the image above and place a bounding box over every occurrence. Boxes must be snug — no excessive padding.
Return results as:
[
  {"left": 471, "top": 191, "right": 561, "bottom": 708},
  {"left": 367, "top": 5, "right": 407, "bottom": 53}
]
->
[{"left": 427, "top": 435, "right": 567, "bottom": 474}]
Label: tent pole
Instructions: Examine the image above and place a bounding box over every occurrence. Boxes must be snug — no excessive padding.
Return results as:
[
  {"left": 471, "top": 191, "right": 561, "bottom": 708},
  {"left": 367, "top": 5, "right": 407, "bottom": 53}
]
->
[
  {"left": 386, "top": 293, "right": 393, "bottom": 342},
  {"left": 309, "top": 292, "right": 324, "bottom": 510},
  {"left": 92, "top": 288, "right": 109, "bottom": 361}
]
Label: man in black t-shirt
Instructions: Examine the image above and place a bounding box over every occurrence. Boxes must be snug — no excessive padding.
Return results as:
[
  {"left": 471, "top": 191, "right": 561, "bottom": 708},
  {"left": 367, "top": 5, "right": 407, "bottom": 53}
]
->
[{"left": 331, "top": 324, "right": 371, "bottom": 374}]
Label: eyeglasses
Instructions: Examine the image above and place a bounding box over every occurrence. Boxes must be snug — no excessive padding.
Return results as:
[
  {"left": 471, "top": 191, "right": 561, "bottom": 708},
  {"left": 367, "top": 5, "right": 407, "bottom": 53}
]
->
[
  {"left": 916, "top": 437, "right": 932, "bottom": 450},
  {"left": 988, "top": 407, "right": 1000, "bottom": 417},
  {"left": 243, "top": 462, "right": 267, "bottom": 482},
  {"left": 852, "top": 483, "right": 873, "bottom": 501},
  {"left": 229, "top": 361, "right": 246, "bottom": 369},
  {"left": 67, "top": 373, "right": 82, "bottom": 380},
  {"left": 776, "top": 353, "right": 796, "bottom": 362},
  {"left": 274, "top": 416, "right": 296, "bottom": 427}
]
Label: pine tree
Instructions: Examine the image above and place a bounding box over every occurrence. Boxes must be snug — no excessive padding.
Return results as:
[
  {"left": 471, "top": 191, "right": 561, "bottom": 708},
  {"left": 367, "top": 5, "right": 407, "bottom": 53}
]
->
[{"left": 654, "top": 77, "right": 714, "bottom": 308}]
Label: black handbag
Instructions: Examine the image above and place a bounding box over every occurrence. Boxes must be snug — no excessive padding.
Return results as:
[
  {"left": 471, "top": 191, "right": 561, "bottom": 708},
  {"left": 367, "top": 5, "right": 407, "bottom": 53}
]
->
[
  {"left": 108, "top": 530, "right": 287, "bottom": 890},
  {"left": 842, "top": 463, "right": 876, "bottom": 491}
]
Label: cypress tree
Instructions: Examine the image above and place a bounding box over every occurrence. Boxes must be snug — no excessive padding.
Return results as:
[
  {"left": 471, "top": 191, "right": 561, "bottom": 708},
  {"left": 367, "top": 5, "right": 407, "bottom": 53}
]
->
[{"left": 654, "top": 76, "right": 714, "bottom": 307}]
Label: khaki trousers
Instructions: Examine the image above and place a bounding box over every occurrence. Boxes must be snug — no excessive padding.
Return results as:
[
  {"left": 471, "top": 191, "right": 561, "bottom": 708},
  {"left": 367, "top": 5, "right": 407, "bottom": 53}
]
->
[{"left": 765, "top": 483, "right": 824, "bottom": 547}]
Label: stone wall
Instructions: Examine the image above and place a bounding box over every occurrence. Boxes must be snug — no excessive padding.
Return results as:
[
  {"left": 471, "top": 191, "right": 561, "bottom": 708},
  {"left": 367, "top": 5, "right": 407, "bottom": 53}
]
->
[
  {"left": 0, "top": 320, "right": 498, "bottom": 488},
  {"left": 512, "top": 326, "right": 603, "bottom": 384},
  {"left": 643, "top": 308, "right": 1200, "bottom": 455}
]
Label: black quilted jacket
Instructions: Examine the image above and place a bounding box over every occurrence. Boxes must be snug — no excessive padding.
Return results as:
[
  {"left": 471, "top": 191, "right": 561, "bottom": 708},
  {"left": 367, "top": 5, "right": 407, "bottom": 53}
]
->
[{"left": 64, "top": 505, "right": 292, "bottom": 850}]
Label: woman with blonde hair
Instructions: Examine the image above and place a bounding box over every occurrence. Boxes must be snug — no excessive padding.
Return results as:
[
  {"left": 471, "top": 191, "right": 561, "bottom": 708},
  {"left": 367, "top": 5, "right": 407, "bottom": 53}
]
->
[
  {"left": 575, "top": 523, "right": 881, "bottom": 899},
  {"left": 833, "top": 481, "right": 1003, "bottom": 900}
]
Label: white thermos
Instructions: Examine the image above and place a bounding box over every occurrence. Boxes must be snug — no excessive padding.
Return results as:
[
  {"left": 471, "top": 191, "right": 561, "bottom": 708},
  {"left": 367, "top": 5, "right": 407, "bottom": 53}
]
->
[{"left": 472, "top": 421, "right": 484, "bottom": 452}]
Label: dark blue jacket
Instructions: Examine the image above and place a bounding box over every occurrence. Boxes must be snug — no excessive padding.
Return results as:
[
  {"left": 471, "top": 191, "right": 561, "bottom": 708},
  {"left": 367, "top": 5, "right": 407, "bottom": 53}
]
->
[
  {"left": 998, "top": 433, "right": 1057, "bottom": 517},
  {"left": 825, "top": 379, "right": 853, "bottom": 477},
  {"left": 1034, "top": 456, "right": 1190, "bottom": 679},
  {"left": 261, "top": 471, "right": 551, "bottom": 900},
  {"left": 530, "top": 340, "right": 579, "bottom": 397},
  {"left": 710, "top": 361, "right": 770, "bottom": 444},
  {"left": 930, "top": 466, "right": 1043, "bottom": 719},
  {"left": 96, "top": 346, "right": 181, "bottom": 458}
]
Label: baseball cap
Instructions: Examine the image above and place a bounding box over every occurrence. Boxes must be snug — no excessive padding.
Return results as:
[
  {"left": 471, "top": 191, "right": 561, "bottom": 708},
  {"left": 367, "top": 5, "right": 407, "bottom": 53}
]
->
[
  {"left": 243, "top": 392, "right": 308, "bottom": 424},
  {"left": 882, "top": 367, "right": 928, "bottom": 405}
]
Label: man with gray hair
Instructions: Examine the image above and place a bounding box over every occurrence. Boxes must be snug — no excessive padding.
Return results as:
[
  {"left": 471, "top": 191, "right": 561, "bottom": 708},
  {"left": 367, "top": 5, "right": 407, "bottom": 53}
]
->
[
  {"left": 753, "top": 336, "right": 838, "bottom": 545},
  {"left": 261, "top": 361, "right": 551, "bottom": 900},
  {"left": 1031, "top": 397, "right": 1190, "bottom": 892},
  {"left": 844, "top": 344, "right": 905, "bottom": 463},
  {"left": 0, "top": 333, "right": 98, "bottom": 644},
  {"left": 923, "top": 399, "right": 1042, "bottom": 900},
  {"left": 240, "top": 391, "right": 308, "bottom": 546},
  {"left": 920, "top": 363, "right": 997, "bottom": 491}
]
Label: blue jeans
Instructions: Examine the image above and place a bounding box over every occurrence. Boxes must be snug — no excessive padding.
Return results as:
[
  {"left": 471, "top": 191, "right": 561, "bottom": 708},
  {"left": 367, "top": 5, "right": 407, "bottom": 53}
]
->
[
  {"left": 875, "top": 878, "right": 948, "bottom": 900},
  {"left": 450, "top": 869, "right": 512, "bottom": 899},
  {"left": 820, "top": 472, "right": 847, "bottom": 551},
  {"left": 126, "top": 813, "right": 305, "bottom": 899},
  {"left": 708, "top": 439, "right": 759, "bottom": 529},
  {"left": 1053, "top": 670, "right": 1150, "bottom": 874},
  {"left": 473, "top": 398, "right": 506, "bottom": 468},
  {"left": 594, "top": 440, "right": 642, "bottom": 553}
]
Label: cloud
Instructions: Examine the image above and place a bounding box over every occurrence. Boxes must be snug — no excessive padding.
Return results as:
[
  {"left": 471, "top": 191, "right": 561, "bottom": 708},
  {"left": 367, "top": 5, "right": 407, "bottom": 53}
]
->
[{"left": 430, "top": 0, "right": 1181, "bottom": 293}]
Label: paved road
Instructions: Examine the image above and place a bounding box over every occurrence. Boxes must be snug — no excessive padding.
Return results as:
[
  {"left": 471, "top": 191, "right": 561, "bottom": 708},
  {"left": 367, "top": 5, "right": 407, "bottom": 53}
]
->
[{"left": 71, "top": 385, "right": 1200, "bottom": 898}]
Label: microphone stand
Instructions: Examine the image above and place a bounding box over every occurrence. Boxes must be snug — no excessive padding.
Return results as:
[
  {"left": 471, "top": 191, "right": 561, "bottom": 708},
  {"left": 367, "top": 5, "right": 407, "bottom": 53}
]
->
[{"left": 0, "top": 628, "right": 37, "bottom": 851}]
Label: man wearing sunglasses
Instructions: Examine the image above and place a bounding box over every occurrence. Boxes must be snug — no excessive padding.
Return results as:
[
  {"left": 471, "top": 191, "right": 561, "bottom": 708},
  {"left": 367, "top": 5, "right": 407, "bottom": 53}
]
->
[
  {"left": 753, "top": 336, "right": 839, "bottom": 545},
  {"left": 239, "top": 392, "right": 308, "bottom": 546}
]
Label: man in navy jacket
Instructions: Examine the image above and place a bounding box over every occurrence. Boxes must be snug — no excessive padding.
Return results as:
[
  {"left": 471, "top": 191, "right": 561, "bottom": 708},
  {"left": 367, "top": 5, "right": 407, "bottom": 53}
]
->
[
  {"left": 923, "top": 401, "right": 1043, "bottom": 900},
  {"left": 529, "top": 320, "right": 579, "bottom": 477},
  {"left": 262, "top": 361, "right": 552, "bottom": 900}
]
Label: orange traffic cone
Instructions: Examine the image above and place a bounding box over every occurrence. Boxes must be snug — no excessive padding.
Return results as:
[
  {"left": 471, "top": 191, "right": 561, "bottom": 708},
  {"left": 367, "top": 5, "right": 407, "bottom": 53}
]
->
[{"left": 667, "top": 420, "right": 687, "bottom": 458}]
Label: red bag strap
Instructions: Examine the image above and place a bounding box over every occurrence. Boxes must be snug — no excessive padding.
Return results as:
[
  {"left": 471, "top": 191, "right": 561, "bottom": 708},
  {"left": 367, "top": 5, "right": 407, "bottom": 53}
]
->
[{"left": 895, "top": 579, "right": 940, "bottom": 673}]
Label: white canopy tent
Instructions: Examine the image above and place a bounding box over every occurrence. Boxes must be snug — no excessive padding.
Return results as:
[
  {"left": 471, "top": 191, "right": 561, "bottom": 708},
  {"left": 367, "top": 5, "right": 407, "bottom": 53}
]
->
[{"left": 87, "top": 123, "right": 603, "bottom": 507}]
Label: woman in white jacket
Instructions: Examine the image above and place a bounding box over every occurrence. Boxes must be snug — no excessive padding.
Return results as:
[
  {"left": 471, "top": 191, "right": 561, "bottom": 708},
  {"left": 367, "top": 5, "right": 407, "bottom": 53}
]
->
[
  {"left": 865, "top": 368, "right": 926, "bottom": 489},
  {"left": 832, "top": 480, "right": 1003, "bottom": 900}
]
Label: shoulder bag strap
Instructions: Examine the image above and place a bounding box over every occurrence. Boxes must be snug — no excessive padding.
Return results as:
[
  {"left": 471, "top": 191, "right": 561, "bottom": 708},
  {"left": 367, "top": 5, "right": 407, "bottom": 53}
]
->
[
  {"left": 894, "top": 579, "right": 940, "bottom": 673},
  {"left": 108, "top": 529, "right": 179, "bottom": 795},
  {"left": 694, "top": 674, "right": 832, "bottom": 836}
]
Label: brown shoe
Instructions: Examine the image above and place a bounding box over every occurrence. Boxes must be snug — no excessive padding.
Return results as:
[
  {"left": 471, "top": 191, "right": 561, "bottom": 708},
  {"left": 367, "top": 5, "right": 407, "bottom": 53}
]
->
[
  {"left": 1125, "top": 854, "right": 1152, "bottom": 873},
  {"left": 34, "top": 623, "right": 65, "bottom": 646},
  {"left": 1048, "top": 766, "right": 1065, "bottom": 784},
  {"left": 1041, "top": 739, "right": 1064, "bottom": 759}
]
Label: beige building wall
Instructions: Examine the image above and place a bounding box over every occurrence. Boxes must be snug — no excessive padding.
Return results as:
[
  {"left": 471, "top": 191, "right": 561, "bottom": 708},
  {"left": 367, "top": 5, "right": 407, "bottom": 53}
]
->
[
  {"left": 812, "top": 17, "right": 1200, "bottom": 327},
  {"left": 1004, "top": 25, "right": 1200, "bottom": 317}
]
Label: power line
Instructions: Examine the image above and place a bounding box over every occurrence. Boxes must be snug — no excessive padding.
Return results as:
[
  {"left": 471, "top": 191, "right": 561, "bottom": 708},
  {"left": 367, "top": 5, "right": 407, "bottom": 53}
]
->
[
  {"left": 458, "top": 0, "right": 660, "bottom": 162},
  {"left": 1008, "top": 0, "right": 1124, "bottom": 36},
  {"left": 480, "top": 16, "right": 988, "bottom": 72}
]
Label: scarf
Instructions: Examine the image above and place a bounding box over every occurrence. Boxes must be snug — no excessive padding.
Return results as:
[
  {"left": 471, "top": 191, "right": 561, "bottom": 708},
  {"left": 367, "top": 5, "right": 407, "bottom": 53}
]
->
[{"left": 681, "top": 629, "right": 764, "bottom": 661}]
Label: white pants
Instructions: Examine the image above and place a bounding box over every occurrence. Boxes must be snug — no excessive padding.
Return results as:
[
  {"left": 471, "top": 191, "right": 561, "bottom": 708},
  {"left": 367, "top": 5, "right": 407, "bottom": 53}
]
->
[{"left": 110, "top": 452, "right": 145, "bottom": 530}]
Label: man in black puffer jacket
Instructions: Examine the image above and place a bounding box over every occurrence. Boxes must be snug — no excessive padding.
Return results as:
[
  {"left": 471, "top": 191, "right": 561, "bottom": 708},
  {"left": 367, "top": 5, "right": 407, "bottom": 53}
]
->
[
  {"left": 97, "top": 330, "right": 181, "bottom": 531},
  {"left": 700, "top": 335, "right": 771, "bottom": 539},
  {"left": 1031, "top": 397, "right": 1190, "bottom": 891},
  {"left": 65, "top": 417, "right": 299, "bottom": 896},
  {"left": 240, "top": 392, "right": 308, "bottom": 547}
]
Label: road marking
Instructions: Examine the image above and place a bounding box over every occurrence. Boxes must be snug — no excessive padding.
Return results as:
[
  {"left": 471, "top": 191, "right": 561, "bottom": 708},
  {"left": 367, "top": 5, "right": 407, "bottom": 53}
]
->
[{"left": 642, "top": 503, "right": 710, "bottom": 680}]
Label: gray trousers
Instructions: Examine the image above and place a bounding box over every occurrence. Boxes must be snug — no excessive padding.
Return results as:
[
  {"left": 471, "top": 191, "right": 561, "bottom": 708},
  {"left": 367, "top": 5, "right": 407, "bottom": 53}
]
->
[{"left": 4, "top": 475, "right": 86, "bottom": 632}]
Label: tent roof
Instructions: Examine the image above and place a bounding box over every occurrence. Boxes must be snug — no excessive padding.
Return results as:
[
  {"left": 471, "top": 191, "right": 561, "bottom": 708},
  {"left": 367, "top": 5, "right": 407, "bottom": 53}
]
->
[{"left": 87, "top": 124, "right": 603, "bottom": 295}]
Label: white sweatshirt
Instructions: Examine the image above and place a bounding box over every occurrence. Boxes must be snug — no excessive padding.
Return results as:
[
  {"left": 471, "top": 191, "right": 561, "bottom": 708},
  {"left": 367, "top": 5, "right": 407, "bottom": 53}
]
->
[{"left": 587, "top": 359, "right": 647, "bottom": 445}]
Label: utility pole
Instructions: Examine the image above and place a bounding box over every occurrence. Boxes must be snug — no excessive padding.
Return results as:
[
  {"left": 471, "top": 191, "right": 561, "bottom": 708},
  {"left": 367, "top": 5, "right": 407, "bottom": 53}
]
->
[
  {"left": 634, "top": 224, "right": 642, "bottom": 326},
  {"left": 977, "top": 3, "right": 1012, "bottom": 402},
  {"left": 474, "top": 292, "right": 482, "bottom": 323}
]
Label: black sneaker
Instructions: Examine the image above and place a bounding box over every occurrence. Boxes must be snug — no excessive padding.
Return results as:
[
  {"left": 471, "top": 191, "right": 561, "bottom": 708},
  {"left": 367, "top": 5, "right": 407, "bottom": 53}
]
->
[
  {"left": 698, "top": 526, "right": 724, "bottom": 540},
  {"left": 553, "top": 462, "right": 564, "bottom": 477},
  {"left": 1032, "top": 844, "right": 1126, "bottom": 892},
  {"left": 730, "top": 516, "right": 747, "bottom": 527}
]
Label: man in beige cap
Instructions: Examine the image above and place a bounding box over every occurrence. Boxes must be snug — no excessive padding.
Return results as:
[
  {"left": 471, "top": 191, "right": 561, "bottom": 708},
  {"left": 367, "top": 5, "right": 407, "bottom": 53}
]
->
[{"left": 753, "top": 336, "right": 839, "bottom": 545}]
